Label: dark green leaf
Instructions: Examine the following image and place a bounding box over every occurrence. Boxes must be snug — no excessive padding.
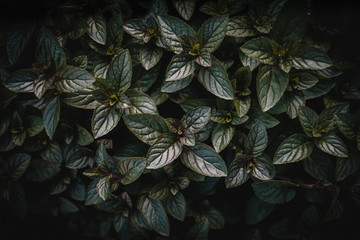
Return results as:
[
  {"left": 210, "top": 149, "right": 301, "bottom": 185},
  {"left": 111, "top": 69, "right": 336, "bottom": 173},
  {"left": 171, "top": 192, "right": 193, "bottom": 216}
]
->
[
  {"left": 123, "top": 19, "right": 148, "bottom": 40},
  {"left": 298, "top": 106, "right": 318, "bottom": 137},
  {"left": 125, "top": 89, "right": 158, "bottom": 114},
  {"left": 161, "top": 75, "right": 193, "bottom": 93},
  {"left": 197, "top": 57, "right": 234, "bottom": 100},
  {"left": 290, "top": 48, "right": 332, "bottom": 70},
  {"left": 87, "top": 12, "right": 107, "bottom": 45},
  {"left": 140, "top": 45, "right": 163, "bottom": 70},
  {"left": 118, "top": 157, "right": 146, "bottom": 184},
  {"left": 43, "top": 96, "right": 60, "bottom": 140},
  {"left": 37, "top": 26, "right": 66, "bottom": 70},
  {"left": 314, "top": 133, "right": 348, "bottom": 157},
  {"left": 106, "top": 49, "right": 132, "bottom": 92},
  {"left": 252, "top": 154, "right": 275, "bottom": 180},
  {"left": 137, "top": 195, "right": 170, "bottom": 236},
  {"left": 96, "top": 143, "right": 108, "bottom": 169},
  {"left": 68, "top": 18, "right": 89, "bottom": 40},
  {"left": 234, "top": 96, "right": 251, "bottom": 118},
  {"left": 245, "top": 194, "right": 275, "bottom": 225},
  {"left": 107, "top": 14, "right": 124, "bottom": 48},
  {"left": 181, "top": 143, "right": 227, "bottom": 177},
  {"left": 296, "top": 73, "right": 319, "bottom": 90},
  {"left": 25, "top": 158, "right": 60, "bottom": 182},
  {"left": 162, "top": 192, "right": 186, "bottom": 221},
  {"left": 303, "top": 80, "right": 336, "bottom": 100},
  {"left": 149, "top": 0, "right": 168, "bottom": 15},
  {"left": 245, "top": 108, "right": 280, "bottom": 129},
  {"left": 5, "top": 70, "right": 39, "bottom": 93},
  {"left": 197, "top": 15, "right": 229, "bottom": 53},
  {"left": 335, "top": 150, "right": 360, "bottom": 182},
  {"left": 40, "top": 141, "right": 63, "bottom": 165},
  {"left": 147, "top": 134, "right": 183, "bottom": 169},
  {"left": 66, "top": 149, "right": 92, "bottom": 169},
  {"left": 319, "top": 102, "right": 350, "bottom": 122},
  {"left": 252, "top": 180, "right": 297, "bottom": 204},
  {"left": 173, "top": 0, "right": 196, "bottom": 20},
  {"left": 55, "top": 65, "right": 95, "bottom": 93},
  {"left": 304, "top": 149, "right": 334, "bottom": 181},
  {"left": 239, "top": 51, "right": 260, "bottom": 71},
  {"left": 123, "top": 114, "right": 170, "bottom": 145},
  {"left": 91, "top": 104, "right": 122, "bottom": 139},
  {"left": 8, "top": 153, "right": 31, "bottom": 181},
  {"left": 256, "top": 65, "right": 289, "bottom": 112},
  {"left": 240, "top": 37, "right": 278, "bottom": 65},
  {"left": 270, "top": 0, "right": 307, "bottom": 44},
  {"left": 7, "top": 21, "right": 34, "bottom": 65},
  {"left": 284, "top": 91, "right": 305, "bottom": 119},
  {"left": 334, "top": 113, "right": 357, "bottom": 140},
  {"left": 85, "top": 178, "right": 104, "bottom": 205},
  {"left": 96, "top": 175, "right": 111, "bottom": 201},
  {"left": 165, "top": 53, "right": 196, "bottom": 81},
  {"left": 226, "top": 16, "right": 256, "bottom": 38},
  {"left": 245, "top": 122, "right": 268, "bottom": 157},
  {"left": 186, "top": 220, "right": 209, "bottom": 240},
  {"left": 62, "top": 91, "right": 99, "bottom": 109},
  {"left": 273, "top": 133, "right": 315, "bottom": 164},
  {"left": 75, "top": 124, "right": 94, "bottom": 146},
  {"left": 225, "top": 156, "right": 249, "bottom": 188},
  {"left": 211, "top": 124, "right": 234, "bottom": 153},
  {"left": 181, "top": 106, "right": 212, "bottom": 133},
  {"left": 157, "top": 15, "right": 195, "bottom": 54}
]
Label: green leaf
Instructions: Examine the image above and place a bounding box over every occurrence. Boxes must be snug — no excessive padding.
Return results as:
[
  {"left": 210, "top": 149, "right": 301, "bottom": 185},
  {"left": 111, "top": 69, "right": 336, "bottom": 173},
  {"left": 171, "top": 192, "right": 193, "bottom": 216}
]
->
[
  {"left": 37, "top": 26, "right": 66, "bottom": 70},
  {"left": 234, "top": 96, "right": 251, "bottom": 118},
  {"left": 197, "top": 15, "right": 229, "bottom": 53},
  {"left": 245, "top": 195, "right": 275, "bottom": 225},
  {"left": 40, "top": 141, "right": 63, "bottom": 165},
  {"left": 147, "top": 134, "right": 183, "bottom": 169},
  {"left": 162, "top": 192, "right": 186, "bottom": 221},
  {"left": 87, "top": 12, "right": 107, "bottom": 45},
  {"left": 252, "top": 154, "right": 275, "bottom": 180},
  {"left": 25, "top": 158, "right": 60, "bottom": 182},
  {"left": 65, "top": 149, "right": 92, "bottom": 169},
  {"left": 107, "top": 14, "right": 124, "bottom": 48},
  {"left": 239, "top": 51, "right": 260, "bottom": 71},
  {"left": 314, "top": 133, "right": 348, "bottom": 157},
  {"left": 140, "top": 45, "right": 163, "bottom": 70},
  {"left": 8, "top": 153, "right": 31, "bottom": 181},
  {"left": 118, "top": 157, "right": 146, "bottom": 184},
  {"left": 225, "top": 156, "right": 249, "bottom": 188},
  {"left": 173, "top": 0, "right": 196, "bottom": 20},
  {"left": 270, "top": 0, "right": 307, "bottom": 44},
  {"left": 298, "top": 106, "right": 318, "bottom": 137},
  {"left": 303, "top": 80, "right": 336, "bottom": 100},
  {"left": 335, "top": 150, "right": 360, "bottom": 182},
  {"left": 55, "top": 65, "right": 95, "bottom": 92},
  {"left": 245, "top": 122, "right": 268, "bottom": 157},
  {"left": 68, "top": 18, "right": 89, "bottom": 40},
  {"left": 62, "top": 91, "right": 99, "bottom": 109},
  {"left": 91, "top": 104, "right": 122, "bottom": 139},
  {"left": 195, "top": 49, "right": 212, "bottom": 67},
  {"left": 157, "top": 15, "right": 195, "bottom": 54},
  {"left": 7, "top": 21, "right": 34, "bottom": 65},
  {"left": 96, "top": 175, "right": 111, "bottom": 201},
  {"left": 304, "top": 149, "right": 334, "bottom": 181},
  {"left": 75, "top": 124, "right": 94, "bottom": 146},
  {"left": 197, "top": 57, "right": 234, "bottom": 100},
  {"left": 149, "top": 181, "right": 170, "bottom": 200},
  {"left": 252, "top": 180, "right": 297, "bottom": 204},
  {"left": 181, "top": 143, "right": 227, "bottom": 177},
  {"left": 106, "top": 49, "right": 132, "bottom": 92},
  {"left": 290, "top": 48, "right": 332, "bottom": 70},
  {"left": 334, "top": 113, "right": 357, "bottom": 140},
  {"left": 43, "top": 96, "right": 60, "bottom": 140},
  {"left": 186, "top": 220, "right": 209, "bottom": 240},
  {"left": 284, "top": 91, "right": 306, "bottom": 119},
  {"left": 211, "top": 124, "right": 234, "bottom": 153},
  {"left": 180, "top": 99, "right": 215, "bottom": 112},
  {"left": 161, "top": 75, "right": 193, "bottom": 93},
  {"left": 149, "top": 0, "right": 168, "bottom": 15},
  {"left": 273, "top": 133, "right": 315, "bottom": 164},
  {"left": 165, "top": 53, "right": 196, "bottom": 81},
  {"left": 24, "top": 115, "right": 44, "bottom": 137},
  {"left": 123, "top": 19, "right": 148, "bottom": 40},
  {"left": 256, "top": 65, "right": 289, "bottom": 112},
  {"left": 85, "top": 178, "right": 104, "bottom": 205},
  {"left": 5, "top": 70, "right": 39, "bottom": 93},
  {"left": 296, "top": 73, "right": 319, "bottom": 90},
  {"left": 137, "top": 195, "right": 170, "bottom": 237},
  {"left": 181, "top": 106, "right": 212, "bottom": 133},
  {"left": 319, "top": 102, "right": 350, "bottom": 122},
  {"left": 125, "top": 89, "right": 158, "bottom": 114},
  {"left": 245, "top": 108, "right": 280, "bottom": 129},
  {"left": 123, "top": 114, "right": 170, "bottom": 145},
  {"left": 96, "top": 143, "right": 108, "bottom": 169},
  {"left": 226, "top": 16, "right": 256, "bottom": 38},
  {"left": 240, "top": 37, "right": 278, "bottom": 65},
  {"left": 131, "top": 64, "right": 160, "bottom": 92}
]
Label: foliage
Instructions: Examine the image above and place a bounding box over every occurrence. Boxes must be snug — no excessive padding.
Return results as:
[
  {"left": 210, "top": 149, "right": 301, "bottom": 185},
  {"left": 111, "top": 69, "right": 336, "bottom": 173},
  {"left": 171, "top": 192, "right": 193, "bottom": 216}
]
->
[{"left": 1, "top": 0, "right": 360, "bottom": 239}]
